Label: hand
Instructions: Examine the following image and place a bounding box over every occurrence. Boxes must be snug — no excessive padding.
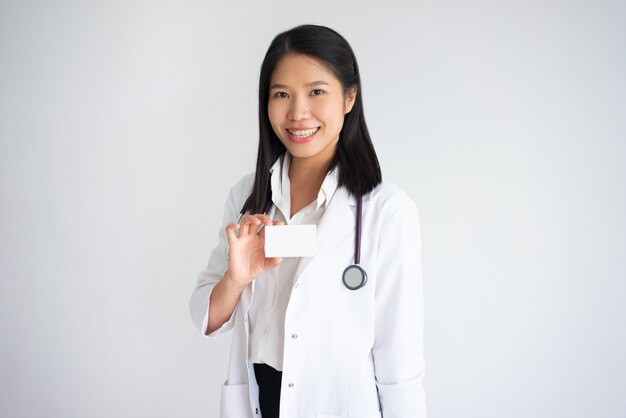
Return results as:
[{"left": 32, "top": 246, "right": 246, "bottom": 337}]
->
[{"left": 225, "top": 214, "right": 284, "bottom": 287}]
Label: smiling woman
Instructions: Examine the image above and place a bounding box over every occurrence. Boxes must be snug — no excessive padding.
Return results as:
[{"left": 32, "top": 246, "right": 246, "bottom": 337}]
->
[
  {"left": 268, "top": 54, "right": 356, "bottom": 164},
  {"left": 267, "top": 54, "right": 357, "bottom": 215},
  {"left": 189, "top": 24, "right": 426, "bottom": 418}
]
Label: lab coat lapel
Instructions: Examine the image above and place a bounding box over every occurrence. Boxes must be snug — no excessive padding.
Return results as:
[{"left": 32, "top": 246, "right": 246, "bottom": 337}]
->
[{"left": 293, "top": 186, "right": 356, "bottom": 282}]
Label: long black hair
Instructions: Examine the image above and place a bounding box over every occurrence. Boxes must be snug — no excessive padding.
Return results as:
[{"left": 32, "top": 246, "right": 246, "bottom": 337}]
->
[{"left": 241, "top": 24, "right": 382, "bottom": 214}]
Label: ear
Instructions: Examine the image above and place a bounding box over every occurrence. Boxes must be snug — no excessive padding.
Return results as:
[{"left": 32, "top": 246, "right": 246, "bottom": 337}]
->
[{"left": 344, "top": 86, "right": 357, "bottom": 114}]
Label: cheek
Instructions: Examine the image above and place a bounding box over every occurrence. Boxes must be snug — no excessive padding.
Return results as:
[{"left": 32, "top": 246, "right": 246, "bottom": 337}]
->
[
  {"left": 267, "top": 102, "right": 284, "bottom": 126},
  {"left": 316, "top": 100, "right": 345, "bottom": 129}
]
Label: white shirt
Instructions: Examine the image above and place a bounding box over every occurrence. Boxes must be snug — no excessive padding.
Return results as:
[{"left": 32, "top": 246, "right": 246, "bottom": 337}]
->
[{"left": 249, "top": 152, "right": 339, "bottom": 371}]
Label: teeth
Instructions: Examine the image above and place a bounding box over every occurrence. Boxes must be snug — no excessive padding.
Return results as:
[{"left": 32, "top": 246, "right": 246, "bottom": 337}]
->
[{"left": 288, "top": 127, "right": 319, "bottom": 137}]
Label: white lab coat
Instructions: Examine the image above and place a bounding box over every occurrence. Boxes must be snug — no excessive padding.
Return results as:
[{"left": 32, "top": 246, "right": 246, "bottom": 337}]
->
[{"left": 189, "top": 172, "right": 426, "bottom": 418}]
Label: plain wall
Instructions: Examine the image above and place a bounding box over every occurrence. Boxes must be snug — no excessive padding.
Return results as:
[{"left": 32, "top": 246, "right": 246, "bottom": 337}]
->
[{"left": 1, "top": 0, "right": 625, "bottom": 417}]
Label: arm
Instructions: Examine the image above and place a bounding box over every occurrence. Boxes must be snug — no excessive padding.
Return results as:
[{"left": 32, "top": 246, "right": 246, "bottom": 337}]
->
[
  {"left": 189, "top": 173, "right": 283, "bottom": 338},
  {"left": 206, "top": 270, "right": 246, "bottom": 335},
  {"left": 373, "top": 197, "right": 427, "bottom": 418},
  {"left": 189, "top": 179, "right": 242, "bottom": 339}
]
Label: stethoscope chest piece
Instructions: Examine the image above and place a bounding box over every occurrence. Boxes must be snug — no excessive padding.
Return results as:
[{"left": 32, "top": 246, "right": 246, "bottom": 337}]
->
[{"left": 342, "top": 264, "right": 367, "bottom": 290}]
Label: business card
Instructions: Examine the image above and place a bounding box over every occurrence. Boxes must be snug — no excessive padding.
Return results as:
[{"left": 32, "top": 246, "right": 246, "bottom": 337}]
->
[{"left": 264, "top": 225, "right": 317, "bottom": 257}]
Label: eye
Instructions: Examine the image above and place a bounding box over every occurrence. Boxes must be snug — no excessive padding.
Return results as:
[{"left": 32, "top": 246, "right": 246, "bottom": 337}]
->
[
  {"left": 311, "top": 89, "right": 325, "bottom": 96},
  {"left": 273, "top": 91, "right": 289, "bottom": 99}
]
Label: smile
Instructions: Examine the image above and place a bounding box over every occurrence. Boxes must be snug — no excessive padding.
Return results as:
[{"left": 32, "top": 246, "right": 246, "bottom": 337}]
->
[
  {"left": 287, "top": 127, "right": 319, "bottom": 137},
  {"left": 286, "top": 127, "right": 320, "bottom": 143}
]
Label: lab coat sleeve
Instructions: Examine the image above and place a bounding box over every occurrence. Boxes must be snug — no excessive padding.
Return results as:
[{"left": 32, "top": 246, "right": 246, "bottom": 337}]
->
[
  {"left": 373, "top": 196, "right": 427, "bottom": 418},
  {"left": 189, "top": 179, "right": 243, "bottom": 339}
]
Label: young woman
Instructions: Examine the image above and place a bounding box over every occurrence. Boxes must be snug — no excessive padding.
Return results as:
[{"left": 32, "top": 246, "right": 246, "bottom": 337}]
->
[{"left": 190, "top": 24, "right": 426, "bottom": 418}]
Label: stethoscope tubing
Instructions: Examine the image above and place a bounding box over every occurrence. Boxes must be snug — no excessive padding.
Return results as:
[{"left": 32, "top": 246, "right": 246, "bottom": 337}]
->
[{"left": 355, "top": 195, "right": 362, "bottom": 265}]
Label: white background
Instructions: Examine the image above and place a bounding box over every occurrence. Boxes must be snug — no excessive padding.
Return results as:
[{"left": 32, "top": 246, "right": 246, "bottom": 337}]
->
[{"left": 1, "top": 1, "right": 625, "bottom": 417}]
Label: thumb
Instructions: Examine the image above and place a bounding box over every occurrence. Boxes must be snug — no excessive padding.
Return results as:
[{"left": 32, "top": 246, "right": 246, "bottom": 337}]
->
[{"left": 266, "top": 257, "right": 283, "bottom": 267}]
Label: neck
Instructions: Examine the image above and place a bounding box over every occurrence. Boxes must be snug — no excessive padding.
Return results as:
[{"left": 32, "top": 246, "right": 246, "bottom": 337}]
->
[
  {"left": 289, "top": 153, "right": 333, "bottom": 192},
  {"left": 287, "top": 153, "right": 332, "bottom": 218},
  {"left": 288, "top": 139, "right": 338, "bottom": 184}
]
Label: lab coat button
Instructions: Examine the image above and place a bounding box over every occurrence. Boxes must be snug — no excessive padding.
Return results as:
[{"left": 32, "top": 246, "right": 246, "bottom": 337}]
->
[
  {"left": 294, "top": 283, "right": 300, "bottom": 288},
  {"left": 255, "top": 407, "right": 259, "bottom": 414},
  {"left": 291, "top": 333, "right": 298, "bottom": 339},
  {"left": 288, "top": 383, "right": 294, "bottom": 388}
]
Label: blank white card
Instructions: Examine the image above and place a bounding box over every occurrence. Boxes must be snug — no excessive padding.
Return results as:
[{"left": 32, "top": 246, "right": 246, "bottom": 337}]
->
[{"left": 264, "top": 225, "right": 317, "bottom": 258}]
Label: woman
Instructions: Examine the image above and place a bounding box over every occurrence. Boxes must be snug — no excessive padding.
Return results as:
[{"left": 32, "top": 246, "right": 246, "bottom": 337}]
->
[{"left": 190, "top": 24, "right": 426, "bottom": 418}]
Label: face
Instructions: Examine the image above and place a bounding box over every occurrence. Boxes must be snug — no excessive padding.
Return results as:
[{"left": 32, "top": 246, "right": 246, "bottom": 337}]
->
[{"left": 268, "top": 53, "right": 356, "bottom": 167}]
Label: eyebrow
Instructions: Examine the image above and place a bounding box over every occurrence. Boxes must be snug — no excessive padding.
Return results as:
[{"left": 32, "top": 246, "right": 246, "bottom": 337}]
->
[{"left": 269, "top": 80, "right": 330, "bottom": 89}]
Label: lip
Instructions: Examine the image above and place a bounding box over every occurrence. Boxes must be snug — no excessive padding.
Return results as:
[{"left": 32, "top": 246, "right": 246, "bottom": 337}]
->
[{"left": 286, "top": 127, "right": 319, "bottom": 144}]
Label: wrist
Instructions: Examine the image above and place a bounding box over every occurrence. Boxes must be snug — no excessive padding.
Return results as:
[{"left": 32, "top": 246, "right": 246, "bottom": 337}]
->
[{"left": 223, "top": 270, "right": 249, "bottom": 290}]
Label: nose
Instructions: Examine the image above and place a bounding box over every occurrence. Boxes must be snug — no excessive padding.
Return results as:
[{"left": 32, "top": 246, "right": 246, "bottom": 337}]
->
[{"left": 287, "top": 96, "right": 311, "bottom": 121}]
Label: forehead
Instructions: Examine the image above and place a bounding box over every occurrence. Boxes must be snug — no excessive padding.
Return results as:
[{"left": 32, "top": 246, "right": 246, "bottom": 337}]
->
[{"left": 270, "top": 54, "right": 340, "bottom": 86}]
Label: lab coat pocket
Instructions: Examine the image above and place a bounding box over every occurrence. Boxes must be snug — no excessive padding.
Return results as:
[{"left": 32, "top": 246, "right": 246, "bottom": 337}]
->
[
  {"left": 317, "top": 411, "right": 382, "bottom": 418},
  {"left": 220, "top": 382, "right": 250, "bottom": 418}
]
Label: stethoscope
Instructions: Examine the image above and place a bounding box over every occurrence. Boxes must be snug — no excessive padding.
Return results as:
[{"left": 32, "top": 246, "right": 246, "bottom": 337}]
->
[{"left": 236, "top": 194, "right": 367, "bottom": 291}]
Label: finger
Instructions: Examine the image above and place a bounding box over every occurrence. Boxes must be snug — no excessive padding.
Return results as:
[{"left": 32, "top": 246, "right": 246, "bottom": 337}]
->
[
  {"left": 254, "top": 214, "right": 273, "bottom": 227},
  {"left": 256, "top": 222, "right": 266, "bottom": 237},
  {"left": 257, "top": 214, "right": 275, "bottom": 236},
  {"left": 265, "top": 256, "right": 283, "bottom": 268},
  {"left": 239, "top": 217, "right": 249, "bottom": 236},
  {"left": 225, "top": 223, "right": 240, "bottom": 243},
  {"left": 240, "top": 215, "right": 261, "bottom": 236},
  {"left": 239, "top": 215, "right": 254, "bottom": 236},
  {"left": 247, "top": 214, "right": 270, "bottom": 235},
  {"left": 258, "top": 219, "right": 284, "bottom": 239}
]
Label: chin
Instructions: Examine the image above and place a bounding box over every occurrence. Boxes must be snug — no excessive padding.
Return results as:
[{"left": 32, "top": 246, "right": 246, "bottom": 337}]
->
[{"left": 285, "top": 147, "right": 317, "bottom": 159}]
